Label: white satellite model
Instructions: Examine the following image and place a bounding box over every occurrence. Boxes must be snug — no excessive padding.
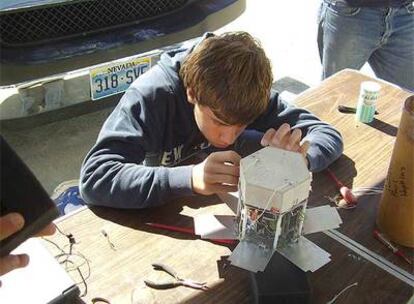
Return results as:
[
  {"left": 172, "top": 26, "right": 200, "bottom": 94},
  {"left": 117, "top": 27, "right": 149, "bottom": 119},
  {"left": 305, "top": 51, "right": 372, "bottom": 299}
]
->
[{"left": 194, "top": 147, "right": 343, "bottom": 273}]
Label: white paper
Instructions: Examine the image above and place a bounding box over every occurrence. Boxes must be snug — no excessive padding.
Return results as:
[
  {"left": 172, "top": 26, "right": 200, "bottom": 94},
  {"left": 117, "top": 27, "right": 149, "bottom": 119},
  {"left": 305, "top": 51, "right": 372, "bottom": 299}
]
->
[
  {"left": 194, "top": 214, "right": 238, "bottom": 240},
  {"left": 229, "top": 241, "right": 274, "bottom": 273},
  {"left": 303, "top": 205, "right": 343, "bottom": 235},
  {"left": 277, "top": 236, "right": 331, "bottom": 272},
  {"left": 0, "top": 239, "right": 77, "bottom": 304}
]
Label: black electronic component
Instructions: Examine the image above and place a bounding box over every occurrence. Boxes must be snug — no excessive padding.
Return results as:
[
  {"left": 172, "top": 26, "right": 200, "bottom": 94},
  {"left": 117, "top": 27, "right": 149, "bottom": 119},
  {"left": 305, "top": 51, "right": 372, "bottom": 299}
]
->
[
  {"left": 250, "top": 251, "right": 311, "bottom": 304},
  {"left": 0, "top": 136, "right": 59, "bottom": 256}
]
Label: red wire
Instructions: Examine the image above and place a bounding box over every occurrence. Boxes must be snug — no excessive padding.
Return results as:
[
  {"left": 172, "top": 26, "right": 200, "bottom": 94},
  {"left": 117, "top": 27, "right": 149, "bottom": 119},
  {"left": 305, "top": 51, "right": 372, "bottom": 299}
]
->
[
  {"left": 326, "top": 168, "right": 344, "bottom": 188},
  {"left": 326, "top": 168, "right": 358, "bottom": 205}
]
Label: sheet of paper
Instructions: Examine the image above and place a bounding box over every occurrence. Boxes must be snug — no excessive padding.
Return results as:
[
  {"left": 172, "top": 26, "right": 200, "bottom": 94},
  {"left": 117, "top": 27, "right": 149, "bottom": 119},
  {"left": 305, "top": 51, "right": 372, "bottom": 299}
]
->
[
  {"left": 0, "top": 238, "right": 77, "bottom": 303},
  {"left": 277, "top": 236, "right": 331, "bottom": 272},
  {"left": 194, "top": 214, "right": 238, "bottom": 240},
  {"left": 303, "top": 205, "right": 343, "bottom": 235},
  {"left": 229, "top": 241, "right": 275, "bottom": 273}
]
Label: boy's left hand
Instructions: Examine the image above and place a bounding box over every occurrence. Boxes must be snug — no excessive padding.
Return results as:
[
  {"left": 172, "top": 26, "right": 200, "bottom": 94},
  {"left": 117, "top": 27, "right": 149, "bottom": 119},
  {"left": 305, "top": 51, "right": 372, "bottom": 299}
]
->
[{"left": 261, "top": 123, "right": 309, "bottom": 159}]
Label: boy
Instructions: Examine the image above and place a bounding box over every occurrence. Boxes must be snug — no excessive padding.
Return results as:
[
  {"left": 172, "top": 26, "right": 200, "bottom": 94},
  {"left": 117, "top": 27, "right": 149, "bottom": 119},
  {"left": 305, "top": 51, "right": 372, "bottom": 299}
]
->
[{"left": 80, "top": 32, "right": 343, "bottom": 209}]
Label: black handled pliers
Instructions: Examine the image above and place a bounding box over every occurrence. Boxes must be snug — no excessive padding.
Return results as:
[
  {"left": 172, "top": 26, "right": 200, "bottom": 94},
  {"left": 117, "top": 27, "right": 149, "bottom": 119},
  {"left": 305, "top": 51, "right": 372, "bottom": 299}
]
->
[
  {"left": 338, "top": 104, "right": 379, "bottom": 114},
  {"left": 144, "top": 263, "right": 208, "bottom": 291}
]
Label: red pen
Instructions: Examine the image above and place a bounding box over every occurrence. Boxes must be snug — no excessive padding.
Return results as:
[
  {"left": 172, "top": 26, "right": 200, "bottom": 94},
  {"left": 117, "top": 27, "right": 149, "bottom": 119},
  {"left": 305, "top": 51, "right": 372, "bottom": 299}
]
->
[
  {"left": 146, "top": 222, "right": 236, "bottom": 245},
  {"left": 373, "top": 229, "right": 412, "bottom": 265}
]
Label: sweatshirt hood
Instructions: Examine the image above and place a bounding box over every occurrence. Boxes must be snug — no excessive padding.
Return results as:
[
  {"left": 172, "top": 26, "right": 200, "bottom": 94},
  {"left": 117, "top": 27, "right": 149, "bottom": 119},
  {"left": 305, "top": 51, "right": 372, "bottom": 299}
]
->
[{"left": 157, "top": 32, "right": 215, "bottom": 90}]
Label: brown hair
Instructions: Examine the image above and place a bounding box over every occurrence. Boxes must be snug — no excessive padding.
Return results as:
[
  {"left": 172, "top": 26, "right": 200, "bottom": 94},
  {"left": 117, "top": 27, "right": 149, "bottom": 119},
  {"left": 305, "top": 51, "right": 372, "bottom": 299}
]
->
[{"left": 180, "top": 31, "right": 273, "bottom": 125}]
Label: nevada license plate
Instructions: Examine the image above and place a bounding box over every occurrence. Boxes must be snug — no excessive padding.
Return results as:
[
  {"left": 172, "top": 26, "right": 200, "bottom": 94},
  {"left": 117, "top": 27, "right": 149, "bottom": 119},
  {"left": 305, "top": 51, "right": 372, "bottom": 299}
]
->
[{"left": 90, "top": 56, "right": 152, "bottom": 100}]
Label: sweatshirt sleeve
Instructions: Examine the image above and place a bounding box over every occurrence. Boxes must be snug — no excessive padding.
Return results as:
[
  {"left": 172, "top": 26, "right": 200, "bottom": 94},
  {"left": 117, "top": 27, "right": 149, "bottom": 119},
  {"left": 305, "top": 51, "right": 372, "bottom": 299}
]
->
[
  {"left": 79, "top": 87, "right": 194, "bottom": 209},
  {"left": 251, "top": 91, "right": 344, "bottom": 172}
]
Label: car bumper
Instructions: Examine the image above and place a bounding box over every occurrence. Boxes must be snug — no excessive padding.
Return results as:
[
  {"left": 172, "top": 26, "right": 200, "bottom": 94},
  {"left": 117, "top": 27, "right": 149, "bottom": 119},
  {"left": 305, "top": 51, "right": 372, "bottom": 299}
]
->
[{"left": 0, "top": 0, "right": 245, "bottom": 121}]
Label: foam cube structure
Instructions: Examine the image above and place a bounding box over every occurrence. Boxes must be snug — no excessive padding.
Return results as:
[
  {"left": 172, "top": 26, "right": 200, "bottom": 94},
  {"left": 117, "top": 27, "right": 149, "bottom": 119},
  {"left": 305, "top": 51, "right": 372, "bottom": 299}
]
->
[{"left": 237, "top": 147, "right": 311, "bottom": 250}]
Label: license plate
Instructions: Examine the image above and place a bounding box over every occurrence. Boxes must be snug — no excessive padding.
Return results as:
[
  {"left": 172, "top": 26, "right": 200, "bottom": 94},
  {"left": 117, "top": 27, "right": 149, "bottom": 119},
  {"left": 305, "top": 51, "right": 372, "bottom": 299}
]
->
[{"left": 90, "top": 56, "right": 152, "bottom": 100}]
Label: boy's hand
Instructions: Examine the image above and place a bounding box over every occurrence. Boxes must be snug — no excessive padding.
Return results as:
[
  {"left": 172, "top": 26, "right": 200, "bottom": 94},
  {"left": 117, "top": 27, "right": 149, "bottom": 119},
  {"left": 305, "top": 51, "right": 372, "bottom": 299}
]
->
[
  {"left": 261, "top": 123, "right": 309, "bottom": 159},
  {"left": 192, "top": 151, "right": 241, "bottom": 195},
  {"left": 0, "top": 213, "right": 56, "bottom": 282}
]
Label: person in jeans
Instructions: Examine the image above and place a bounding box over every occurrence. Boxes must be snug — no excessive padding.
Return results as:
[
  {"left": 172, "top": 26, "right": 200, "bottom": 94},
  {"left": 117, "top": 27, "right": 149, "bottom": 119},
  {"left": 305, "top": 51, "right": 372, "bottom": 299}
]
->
[{"left": 318, "top": 0, "right": 414, "bottom": 92}]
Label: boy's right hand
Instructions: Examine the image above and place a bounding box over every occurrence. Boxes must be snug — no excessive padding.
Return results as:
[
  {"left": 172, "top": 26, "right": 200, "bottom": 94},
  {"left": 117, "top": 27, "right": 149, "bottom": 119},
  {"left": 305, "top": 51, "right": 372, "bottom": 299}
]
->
[{"left": 192, "top": 151, "right": 241, "bottom": 195}]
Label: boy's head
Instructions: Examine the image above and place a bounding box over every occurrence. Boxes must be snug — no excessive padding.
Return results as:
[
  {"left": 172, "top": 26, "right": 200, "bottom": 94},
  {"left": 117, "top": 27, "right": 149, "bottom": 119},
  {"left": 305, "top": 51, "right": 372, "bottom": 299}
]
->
[{"left": 180, "top": 31, "right": 273, "bottom": 147}]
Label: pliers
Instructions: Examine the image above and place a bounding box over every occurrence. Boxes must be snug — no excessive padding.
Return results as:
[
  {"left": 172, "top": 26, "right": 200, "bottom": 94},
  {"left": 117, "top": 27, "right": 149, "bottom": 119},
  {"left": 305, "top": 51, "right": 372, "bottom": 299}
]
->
[
  {"left": 338, "top": 104, "right": 379, "bottom": 115},
  {"left": 144, "top": 263, "right": 208, "bottom": 291}
]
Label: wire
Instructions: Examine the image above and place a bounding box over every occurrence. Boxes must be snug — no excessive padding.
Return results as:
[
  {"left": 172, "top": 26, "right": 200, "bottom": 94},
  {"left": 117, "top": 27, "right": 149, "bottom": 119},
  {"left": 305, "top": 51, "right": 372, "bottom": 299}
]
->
[
  {"left": 252, "top": 187, "right": 278, "bottom": 223},
  {"left": 325, "top": 169, "right": 357, "bottom": 206},
  {"left": 101, "top": 229, "right": 116, "bottom": 251},
  {"left": 55, "top": 224, "right": 67, "bottom": 236},
  {"left": 92, "top": 297, "right": 112, "bottom": 304},
  {"left": 326, "top": 282, "right": 358, "bottom": 304},
  {"left": 42, "top": 225, "right": 91, "bottom": 297},
  {"left": 353, "top": 187, "right": 383, "bottom": 195}
]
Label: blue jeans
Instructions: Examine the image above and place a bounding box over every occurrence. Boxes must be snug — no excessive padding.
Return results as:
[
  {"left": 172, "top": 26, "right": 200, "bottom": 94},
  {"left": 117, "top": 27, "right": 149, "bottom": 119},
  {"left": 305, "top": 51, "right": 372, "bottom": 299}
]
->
[{"left": 318, "top": 0, "right": 414, "bottom": 92}]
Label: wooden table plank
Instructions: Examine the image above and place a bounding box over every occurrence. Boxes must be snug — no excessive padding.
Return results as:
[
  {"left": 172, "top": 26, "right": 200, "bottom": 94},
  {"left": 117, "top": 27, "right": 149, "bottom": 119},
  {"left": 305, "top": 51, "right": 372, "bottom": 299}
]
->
[
  {"left": 295, "top": 69, "right": 413, "bottom": 271},
  {"left": 307, "top": 233, "right": 413, "bottom": 304},
  {"left": 295, "top": 69, "right": 411, "bottom": 187},
  {"left": 45, "top": 197, "right": 253, "bottom": 304}
]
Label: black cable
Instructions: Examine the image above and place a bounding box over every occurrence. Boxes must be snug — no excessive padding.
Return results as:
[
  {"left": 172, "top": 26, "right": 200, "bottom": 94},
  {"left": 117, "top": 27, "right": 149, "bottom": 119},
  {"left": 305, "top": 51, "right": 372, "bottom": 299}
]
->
[
  {"left": 42, "top": 232, "right": 90, "bottom": 297},
  {"left": 46, "top": 225, "right": 114, "bottom": 303}
]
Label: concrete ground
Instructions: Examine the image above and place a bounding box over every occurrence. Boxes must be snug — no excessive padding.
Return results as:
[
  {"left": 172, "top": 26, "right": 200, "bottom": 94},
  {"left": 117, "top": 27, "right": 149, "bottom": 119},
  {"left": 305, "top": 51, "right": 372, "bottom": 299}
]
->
[{"left": 1, "top": 1, "right": 374, "bottom": 195}]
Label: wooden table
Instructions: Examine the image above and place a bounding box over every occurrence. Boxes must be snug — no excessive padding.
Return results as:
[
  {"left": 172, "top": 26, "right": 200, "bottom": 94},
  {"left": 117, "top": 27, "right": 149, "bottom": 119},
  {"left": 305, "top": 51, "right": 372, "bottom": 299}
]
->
[{"left": 44, "top": 69, "right": 414, "bottom": 304}]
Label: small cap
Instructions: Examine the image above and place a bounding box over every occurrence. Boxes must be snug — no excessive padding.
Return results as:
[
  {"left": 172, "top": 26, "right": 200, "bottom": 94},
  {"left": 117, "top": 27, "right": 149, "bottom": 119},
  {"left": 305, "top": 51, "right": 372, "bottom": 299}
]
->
[{"left": 361, "top": 81, "right": 381, "bottom": 93}]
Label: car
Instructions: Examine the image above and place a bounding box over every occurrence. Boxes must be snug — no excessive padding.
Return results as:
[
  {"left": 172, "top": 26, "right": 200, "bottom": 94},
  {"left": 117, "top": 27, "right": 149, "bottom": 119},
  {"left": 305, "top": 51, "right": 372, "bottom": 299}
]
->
[{"left": 0, "top": 0, "right": 245, "bottom": 122}]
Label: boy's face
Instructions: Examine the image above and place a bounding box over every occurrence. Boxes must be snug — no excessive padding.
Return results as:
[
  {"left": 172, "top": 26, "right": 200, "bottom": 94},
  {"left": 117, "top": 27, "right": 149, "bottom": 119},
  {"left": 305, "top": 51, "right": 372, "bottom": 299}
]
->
[{"left": 187, "top": 89, "right": 246, "bottom": 148}]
